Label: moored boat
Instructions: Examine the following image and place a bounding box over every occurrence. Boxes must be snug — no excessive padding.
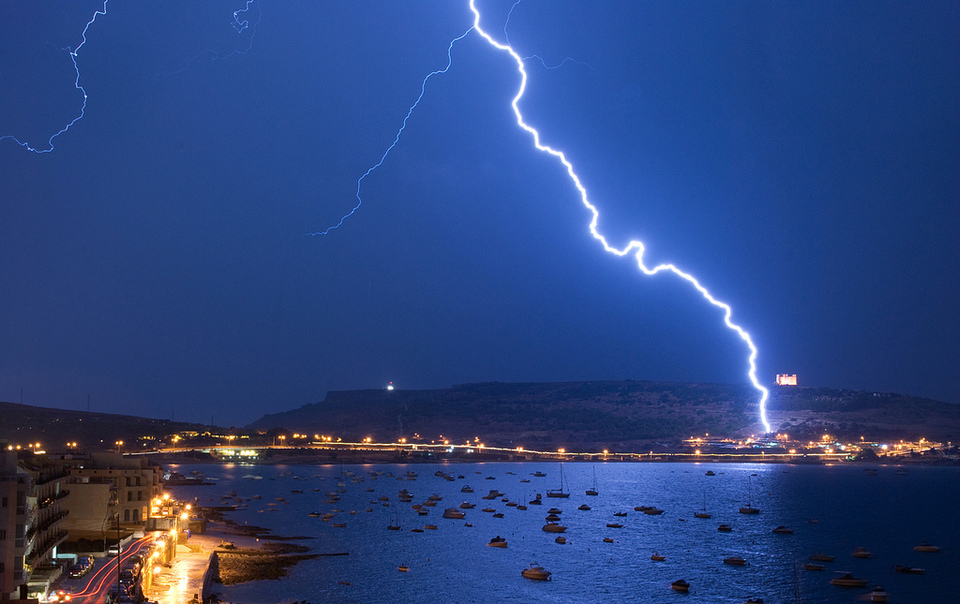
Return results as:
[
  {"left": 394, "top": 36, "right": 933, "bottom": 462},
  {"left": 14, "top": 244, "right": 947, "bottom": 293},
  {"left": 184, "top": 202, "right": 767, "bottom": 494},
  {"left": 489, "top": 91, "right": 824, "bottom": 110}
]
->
[
  {"left": 650, "top": 552, "right": 665, "bottom": 561},
  {"left": 488, "top": 536, "right": 507, "bottom": 548},
  {"left": 830, "top": 573, "right": 868, "bottom": 587},
  {"left": 521, "top": 563, "right": 551, "bottom": 581},
  {"left": 547, "top": 463, "right": 570, "bottom": 498},
  {"left": 671, "top": 579, "right": 690, "bottom": 593},
  {"left": 723, "top": 556, "right": 747, "bottom": 566}
]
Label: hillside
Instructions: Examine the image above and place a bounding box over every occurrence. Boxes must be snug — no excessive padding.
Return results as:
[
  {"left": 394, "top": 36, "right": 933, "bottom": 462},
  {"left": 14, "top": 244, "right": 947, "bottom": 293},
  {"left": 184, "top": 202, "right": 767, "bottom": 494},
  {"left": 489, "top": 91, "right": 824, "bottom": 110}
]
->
[
  {"left": 248, "top": 381, "right": 960, "bottom": 450},
  {"left": 0, "top": 401, "right": 211, "bottom": 449}
]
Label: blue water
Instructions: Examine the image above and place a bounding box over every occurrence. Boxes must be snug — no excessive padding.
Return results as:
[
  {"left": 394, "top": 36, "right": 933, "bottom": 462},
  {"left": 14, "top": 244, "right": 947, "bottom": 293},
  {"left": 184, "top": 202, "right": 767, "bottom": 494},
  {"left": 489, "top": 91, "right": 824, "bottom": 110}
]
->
[{"left": 167, "top": 462, "right": 959, "bottom": 603}]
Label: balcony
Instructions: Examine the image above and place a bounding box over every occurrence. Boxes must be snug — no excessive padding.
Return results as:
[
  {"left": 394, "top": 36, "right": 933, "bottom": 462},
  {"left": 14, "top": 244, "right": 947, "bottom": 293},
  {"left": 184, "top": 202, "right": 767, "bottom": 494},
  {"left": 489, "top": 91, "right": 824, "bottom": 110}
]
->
[
  {"left": 37, "top": 489, "right": 70, "bottom": 510},
  {"left": 25, "top": 530, "right": 67, "bottom": 566},
  {"left": 25, "top": 510, "right": 69, "bottom": 541}
]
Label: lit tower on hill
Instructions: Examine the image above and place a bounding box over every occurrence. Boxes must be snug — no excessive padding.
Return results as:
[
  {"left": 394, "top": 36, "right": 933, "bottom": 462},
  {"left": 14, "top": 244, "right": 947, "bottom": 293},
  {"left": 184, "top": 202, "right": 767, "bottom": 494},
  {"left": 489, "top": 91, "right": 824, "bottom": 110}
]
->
[{"left": 776, "top": 374, "right": 798, "bottom": 386}]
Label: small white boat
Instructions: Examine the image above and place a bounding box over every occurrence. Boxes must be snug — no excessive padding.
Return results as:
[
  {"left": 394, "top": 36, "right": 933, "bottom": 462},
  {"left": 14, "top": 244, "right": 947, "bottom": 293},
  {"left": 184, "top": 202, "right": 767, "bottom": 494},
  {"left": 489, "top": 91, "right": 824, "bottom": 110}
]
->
[{"left": 521, "top": 563, "right": 551, "bottom": 581}]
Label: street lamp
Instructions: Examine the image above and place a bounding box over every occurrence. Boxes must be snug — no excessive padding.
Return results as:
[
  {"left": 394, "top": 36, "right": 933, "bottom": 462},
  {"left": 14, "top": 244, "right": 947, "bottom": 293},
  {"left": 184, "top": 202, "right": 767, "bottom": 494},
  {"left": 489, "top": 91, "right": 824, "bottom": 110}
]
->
[{"left": 115, "top": 440, "right": 123, "bottom": 453}]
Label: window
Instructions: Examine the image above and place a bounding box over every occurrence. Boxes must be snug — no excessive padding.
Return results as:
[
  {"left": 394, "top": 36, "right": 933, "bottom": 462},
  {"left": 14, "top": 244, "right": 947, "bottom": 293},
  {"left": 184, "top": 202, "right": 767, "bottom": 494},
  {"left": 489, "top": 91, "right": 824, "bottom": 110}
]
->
[
  {"left": 137, "top": 491, "right": 143, "bottom": 501},
  {"left": 136, "top": 477, "right": 141, "bottom": 486},
  {"left": 127, "top": 491, "right": 132, "bottom": 502},
  {"left": 124, "top": 509, "right": 130, "bottom": 522},
  {"left": 0, "top": 529, "right": 5, "bottom": 540},
  {"left": 1, "top": 496, "right": 6, "bottom": 507},
  {"left": 133, "top": 509, "right": 140, "bottom": 522},
  {"left": 125, "top": 477, "right": 132, "bottom": 487}
]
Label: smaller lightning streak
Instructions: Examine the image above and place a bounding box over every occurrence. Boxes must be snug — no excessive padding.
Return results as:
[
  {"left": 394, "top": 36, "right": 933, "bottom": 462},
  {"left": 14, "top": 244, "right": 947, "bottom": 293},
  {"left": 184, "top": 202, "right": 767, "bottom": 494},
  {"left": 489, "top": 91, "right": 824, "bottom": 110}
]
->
[
  {"left": 469, "top": 0, "right": 771, "bottom": 432},
  {"left": 306, "top": 27, "right": 475, "bottom": 237},
  {"left": 159, "top": 0, "right": 262, "bottom": 77},
  {"left": 0, "top": 1, "right": 108, "bottom": 154},
  {"left": 232, "top": 0, "right": 258, "bottom": 33},
  {"left": 504, "top": 1, "right": 594, "bottom": 72}
]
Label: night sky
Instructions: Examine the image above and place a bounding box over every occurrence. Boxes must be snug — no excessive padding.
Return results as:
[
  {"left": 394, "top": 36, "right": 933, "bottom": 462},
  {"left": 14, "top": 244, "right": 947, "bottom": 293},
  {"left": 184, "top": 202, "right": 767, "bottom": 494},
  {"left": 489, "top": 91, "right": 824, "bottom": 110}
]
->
[{"left": 1, "top": 1, "right": 958, "bottom": 426}]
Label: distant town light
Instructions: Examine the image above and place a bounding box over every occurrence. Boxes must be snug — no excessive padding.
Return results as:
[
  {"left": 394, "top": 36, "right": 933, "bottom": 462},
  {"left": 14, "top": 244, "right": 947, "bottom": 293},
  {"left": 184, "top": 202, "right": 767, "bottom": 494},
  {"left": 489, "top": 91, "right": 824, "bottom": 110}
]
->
[{"left": 387, "top": 381, "right": 395, "bottom": 391}]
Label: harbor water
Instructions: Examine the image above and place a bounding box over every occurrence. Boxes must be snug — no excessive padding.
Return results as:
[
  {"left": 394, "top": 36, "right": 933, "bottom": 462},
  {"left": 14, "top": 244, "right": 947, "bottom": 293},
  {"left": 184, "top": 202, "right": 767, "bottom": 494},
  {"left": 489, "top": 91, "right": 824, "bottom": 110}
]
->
[{"left": 167, "top": 461, "right": 958, "bottom": 603}]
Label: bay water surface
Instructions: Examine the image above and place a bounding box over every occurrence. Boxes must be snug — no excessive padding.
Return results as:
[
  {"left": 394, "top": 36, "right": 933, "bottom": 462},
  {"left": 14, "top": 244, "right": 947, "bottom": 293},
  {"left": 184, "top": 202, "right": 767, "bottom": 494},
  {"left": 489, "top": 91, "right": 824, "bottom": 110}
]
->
[{"left": 167, "top": 461, "right": 958, "bottom": 603}]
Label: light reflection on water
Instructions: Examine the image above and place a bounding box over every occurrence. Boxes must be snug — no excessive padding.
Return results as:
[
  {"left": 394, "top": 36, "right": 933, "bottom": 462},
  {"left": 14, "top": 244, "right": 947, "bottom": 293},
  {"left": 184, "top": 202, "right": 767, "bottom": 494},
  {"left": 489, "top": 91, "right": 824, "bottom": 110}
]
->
[{"left": 169, "top": 462, "right": 958, "bottom": 603}]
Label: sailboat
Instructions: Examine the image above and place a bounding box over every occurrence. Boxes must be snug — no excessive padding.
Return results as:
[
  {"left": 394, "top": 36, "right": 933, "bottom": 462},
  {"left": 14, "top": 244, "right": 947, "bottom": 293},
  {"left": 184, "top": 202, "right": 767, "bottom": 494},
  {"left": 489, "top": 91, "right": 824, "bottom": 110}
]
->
[
  {"left": 387, "top": 511, "right": 401, "bottom": 531},
  {"left": 694, "top": 490, "right": 711, "bottom": 518},
  {"left": 585, "top": 466, "right": 599, "bottom": 496},
  {"left": 547, "top": 462, "right": 570, "bottom": 498},
  {"left": 739, "top": 475, "right": 760, "bottom": 514}
]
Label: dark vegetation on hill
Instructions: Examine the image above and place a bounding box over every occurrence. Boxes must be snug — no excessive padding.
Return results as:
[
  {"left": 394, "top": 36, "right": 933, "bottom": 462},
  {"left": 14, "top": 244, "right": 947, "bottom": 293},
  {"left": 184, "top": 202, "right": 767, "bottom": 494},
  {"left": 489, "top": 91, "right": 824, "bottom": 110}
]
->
[
  {"left": 4, "top": 381, "right": 957, "bottom": 452},
  {"left": 249, "top": 381, "right": 960, "bottom": 449},
  {"left": 0, "top": 401, "right": 210, "bottom": 448}
]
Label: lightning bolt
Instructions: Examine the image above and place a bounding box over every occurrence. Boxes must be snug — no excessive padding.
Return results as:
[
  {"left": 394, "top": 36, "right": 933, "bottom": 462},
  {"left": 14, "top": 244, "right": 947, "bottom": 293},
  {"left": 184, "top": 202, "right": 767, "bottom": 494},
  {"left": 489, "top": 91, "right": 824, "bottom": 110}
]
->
[
  {"left": 0, "top": 1, "right": 109, "bottom": 154},
  {"left": 309, "top": 2, "right": 771, "bottom": 430},
  {"left": 310, "top": 1, "right": 771, "bottom": 431},
  {"left": 468, "top": 0, "right": 771, "bottom": 432},
  {"left": 160, "top": 0, "right": 262, "bottom": 78},
  {"left": 306, "top": 27, "right": 475, "bottom": 237}
]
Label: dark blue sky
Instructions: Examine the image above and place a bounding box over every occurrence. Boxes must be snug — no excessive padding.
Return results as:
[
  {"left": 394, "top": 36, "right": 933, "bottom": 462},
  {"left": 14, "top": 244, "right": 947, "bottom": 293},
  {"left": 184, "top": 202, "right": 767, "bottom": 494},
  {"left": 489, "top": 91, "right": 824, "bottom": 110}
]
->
[{"left": 2, "top": 1, "right": 958, "bottom": 426}]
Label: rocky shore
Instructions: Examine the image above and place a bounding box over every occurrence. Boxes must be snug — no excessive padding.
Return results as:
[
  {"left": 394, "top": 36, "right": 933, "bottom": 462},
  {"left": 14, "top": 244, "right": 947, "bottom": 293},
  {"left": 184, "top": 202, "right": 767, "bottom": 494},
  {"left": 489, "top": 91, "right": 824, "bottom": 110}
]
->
[
  {"left": 197, "top": 506, "right": 323, "bottom": 586},
  {"left": 212, "top": 543, "right": 320, "bottom": 585}
]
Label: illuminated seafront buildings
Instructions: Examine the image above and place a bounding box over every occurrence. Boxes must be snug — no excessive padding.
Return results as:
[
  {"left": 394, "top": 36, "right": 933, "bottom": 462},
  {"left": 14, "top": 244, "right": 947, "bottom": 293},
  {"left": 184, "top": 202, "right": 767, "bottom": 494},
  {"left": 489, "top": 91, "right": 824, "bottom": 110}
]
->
[{"left": 0, "top": 445, "right": 164, "bottom": 601}]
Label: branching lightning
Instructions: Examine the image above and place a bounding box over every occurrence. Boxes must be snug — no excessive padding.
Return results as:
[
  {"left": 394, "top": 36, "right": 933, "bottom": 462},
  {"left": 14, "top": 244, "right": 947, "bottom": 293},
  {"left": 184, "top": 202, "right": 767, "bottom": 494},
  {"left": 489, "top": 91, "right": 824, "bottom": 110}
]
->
[
  {"left": 306, "top": 27, "right": 475, "bottom": 237},
  {"left": 160, "top": 0, "right": 262, "bottom": 77},
  {"left": 309, "top": 1, "right": 771, "bottom": 431},
  {"left": 0, "top": 1, "right": 109, "bottom": 154}
]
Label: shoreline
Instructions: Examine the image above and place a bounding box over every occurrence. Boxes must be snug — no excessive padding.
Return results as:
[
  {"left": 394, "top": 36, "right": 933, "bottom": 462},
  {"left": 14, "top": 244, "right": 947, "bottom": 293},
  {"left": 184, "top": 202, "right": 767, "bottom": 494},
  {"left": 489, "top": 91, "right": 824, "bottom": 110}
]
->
[{"left": 154, "top": 450, "right": 958, "bottom": 467}]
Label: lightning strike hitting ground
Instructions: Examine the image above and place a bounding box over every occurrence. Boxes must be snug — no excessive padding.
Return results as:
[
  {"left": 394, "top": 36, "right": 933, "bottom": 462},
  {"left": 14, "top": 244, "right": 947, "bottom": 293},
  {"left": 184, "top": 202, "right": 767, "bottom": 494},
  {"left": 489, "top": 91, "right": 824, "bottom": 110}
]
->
[
  {"left": 312, "top": 1, "right": 771, "bottom": 431},
  {"left": 468, "top": 0, "right": 771, "bottom": 432},
  {"left": 0, "top": 1, "right": 109, "bottom": 154}
]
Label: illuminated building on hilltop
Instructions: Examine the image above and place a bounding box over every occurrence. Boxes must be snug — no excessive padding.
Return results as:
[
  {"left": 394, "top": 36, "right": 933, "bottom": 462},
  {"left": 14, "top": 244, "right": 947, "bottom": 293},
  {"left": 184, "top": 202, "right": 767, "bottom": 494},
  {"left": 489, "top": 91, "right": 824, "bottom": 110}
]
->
[{"left": 776, "top": 374, "right": 798, "bottom": 386}]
